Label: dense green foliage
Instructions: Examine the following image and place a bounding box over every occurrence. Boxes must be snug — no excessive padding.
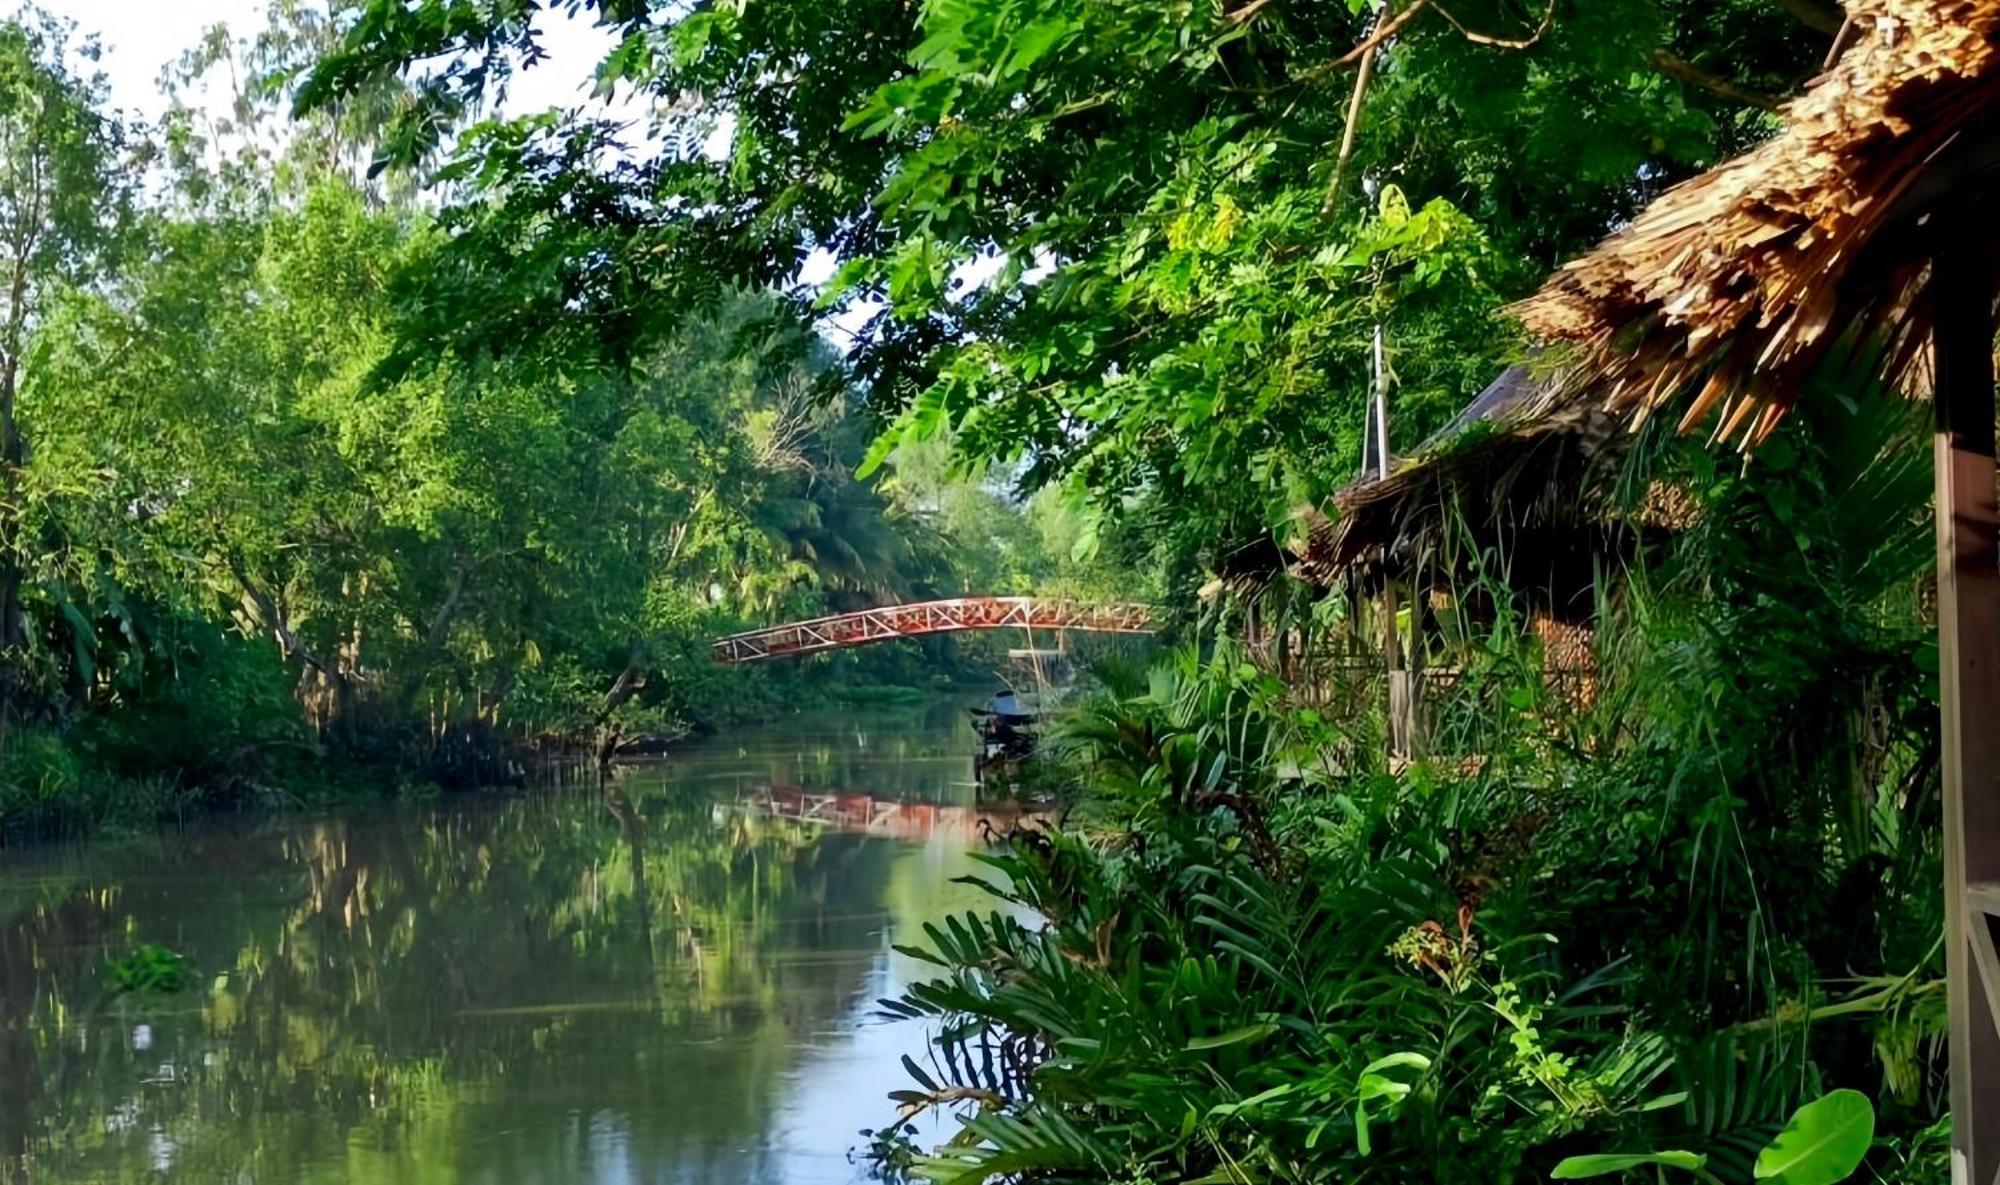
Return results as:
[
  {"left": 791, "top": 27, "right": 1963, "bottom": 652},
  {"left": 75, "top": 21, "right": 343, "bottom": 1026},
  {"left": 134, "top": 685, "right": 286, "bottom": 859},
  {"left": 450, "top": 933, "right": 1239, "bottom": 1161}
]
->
[
  {"left": 0, "top": 0, "right": 1974, "bottom": 1182},
  {"left": 0, "top": 4, "right": 1108, "bottom": 834},
  {"left": 300, "top": 0, "right": 1829, "bottom": 575},
  {"left": 860, "top": 393, "right": 1949, "bottom": 1183}
]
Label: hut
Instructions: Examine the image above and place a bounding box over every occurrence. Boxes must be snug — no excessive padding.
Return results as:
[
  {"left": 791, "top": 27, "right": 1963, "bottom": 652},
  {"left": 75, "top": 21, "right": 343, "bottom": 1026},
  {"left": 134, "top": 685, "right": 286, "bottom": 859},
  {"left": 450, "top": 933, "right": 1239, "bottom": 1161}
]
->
[
  {"left": 1509, "top": 2, "right": 2000, "bottom": 1175},
  {"left": 1305, "top": 363, "right": 1659, "bottom": 607},
  {"left": 1286, "top": 363, "right": 1683, "bottom": 749}
]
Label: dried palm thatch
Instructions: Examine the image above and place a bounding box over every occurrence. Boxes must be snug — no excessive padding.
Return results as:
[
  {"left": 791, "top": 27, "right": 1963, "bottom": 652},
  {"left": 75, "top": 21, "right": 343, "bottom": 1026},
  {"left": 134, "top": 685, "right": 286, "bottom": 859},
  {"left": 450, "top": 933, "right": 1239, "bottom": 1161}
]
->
[
  {"left": 1513, "top": 0, "right": 2000, "bottom": 448},
  {"left": 1335, "top": 439, "right": 1589, "bottom": 556},
  {"left": 1287, "top": 365, "right": 1695, "bottom": 589}
]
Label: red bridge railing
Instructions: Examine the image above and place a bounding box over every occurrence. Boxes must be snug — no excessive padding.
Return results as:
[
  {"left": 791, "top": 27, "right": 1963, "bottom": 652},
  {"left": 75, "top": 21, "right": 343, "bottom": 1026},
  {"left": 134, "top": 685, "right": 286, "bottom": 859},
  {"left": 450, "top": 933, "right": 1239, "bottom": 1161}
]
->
[{"left": 711, "top": 596, "right": 1155, "bottom": 664}]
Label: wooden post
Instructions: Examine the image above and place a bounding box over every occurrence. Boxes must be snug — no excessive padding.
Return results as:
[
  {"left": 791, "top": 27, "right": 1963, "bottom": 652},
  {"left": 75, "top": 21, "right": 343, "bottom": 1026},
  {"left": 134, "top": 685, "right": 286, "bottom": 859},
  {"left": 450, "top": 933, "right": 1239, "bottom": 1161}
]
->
[
  {"left": 1370, "top": 324, "right": 1416, "bottom": 760},
  {"left": 1931, "top": 228, "right": 2000, "bottom": 1185},
  {"left": 1406, "top": 573, "right": 1428, "bottom": 757},
  {"left": 1382, "top": 579, "right": 1409, "bottom": 757}
]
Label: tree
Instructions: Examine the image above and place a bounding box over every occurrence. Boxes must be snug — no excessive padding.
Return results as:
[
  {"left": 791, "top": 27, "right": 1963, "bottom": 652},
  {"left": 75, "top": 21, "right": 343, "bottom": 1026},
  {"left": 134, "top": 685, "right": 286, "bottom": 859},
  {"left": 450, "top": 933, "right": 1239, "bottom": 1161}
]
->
[
  {"left": 0, "top": 10, "right": 126, "bottom": 720},
  {"left": 298, "top": 0, "right": 1836, "bottom": 582},
  {"left": 33, "top": 169, "right": 993, "bottom": 776},
  {"left": 158, "top": 0, "right": 422, "bottom": 211}
]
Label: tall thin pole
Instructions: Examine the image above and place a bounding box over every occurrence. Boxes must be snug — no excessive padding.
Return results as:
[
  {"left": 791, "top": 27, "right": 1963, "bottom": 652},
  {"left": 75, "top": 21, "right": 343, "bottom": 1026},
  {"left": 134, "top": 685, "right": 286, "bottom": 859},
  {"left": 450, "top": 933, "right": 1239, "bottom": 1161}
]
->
[
  {"left": 1372, "top": 325, "right": 1413, "bottom": 758},
  {"left": 1931, "top": 222, "right": 2000, "bottom": 1185},
  {"left": 1372, "top": 325, "right": 1391, "bottom": 482}
]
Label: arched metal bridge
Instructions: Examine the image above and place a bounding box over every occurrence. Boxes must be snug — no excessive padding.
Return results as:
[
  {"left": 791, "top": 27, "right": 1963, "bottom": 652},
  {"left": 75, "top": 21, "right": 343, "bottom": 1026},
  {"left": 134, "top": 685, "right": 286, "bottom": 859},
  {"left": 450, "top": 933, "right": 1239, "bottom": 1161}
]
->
[{"left": 711, "top": 596, "right": 1155, "bottom": 664}]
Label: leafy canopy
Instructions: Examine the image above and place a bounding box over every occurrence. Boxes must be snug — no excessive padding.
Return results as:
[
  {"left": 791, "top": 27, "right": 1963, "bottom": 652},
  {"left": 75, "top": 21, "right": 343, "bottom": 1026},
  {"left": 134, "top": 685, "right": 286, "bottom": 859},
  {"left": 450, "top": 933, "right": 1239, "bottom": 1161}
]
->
[{"left": 300, "top": 0, "right": 1827, "bottom": 564}]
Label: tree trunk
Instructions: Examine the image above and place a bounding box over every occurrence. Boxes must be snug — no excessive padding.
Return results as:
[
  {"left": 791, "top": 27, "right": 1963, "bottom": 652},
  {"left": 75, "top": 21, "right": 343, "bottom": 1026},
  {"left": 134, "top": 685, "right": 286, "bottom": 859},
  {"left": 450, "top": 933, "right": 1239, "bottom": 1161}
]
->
[
  {"left": 595, "top": 637, "right": 648, "bottom": 772},
  {"left": 0, "top": 354, "right": 27, "bottom": 725},
  {"left": 230, "top": 556, "right": 351, "bottom": 743}
]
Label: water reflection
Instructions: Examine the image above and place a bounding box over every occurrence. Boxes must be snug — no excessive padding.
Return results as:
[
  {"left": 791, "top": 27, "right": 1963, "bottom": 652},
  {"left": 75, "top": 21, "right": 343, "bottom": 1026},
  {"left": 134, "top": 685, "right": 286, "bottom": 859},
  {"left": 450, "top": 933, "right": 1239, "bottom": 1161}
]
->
[{"left": 0, "top": 702, "right": 1003, "bottom": 1184}]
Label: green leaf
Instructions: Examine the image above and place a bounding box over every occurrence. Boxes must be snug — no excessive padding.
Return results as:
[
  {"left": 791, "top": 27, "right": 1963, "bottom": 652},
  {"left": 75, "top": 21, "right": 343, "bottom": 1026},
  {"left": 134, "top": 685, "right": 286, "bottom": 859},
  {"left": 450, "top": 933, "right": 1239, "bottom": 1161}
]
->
[
  {"left": 1552, "top": 1151, "right": 1706, "bottom": 1179},
  {"left": 854, "top": 422, "right": 902, "bottom": 480},
  {"left": 1000, "top": 19, "right": 1078, "bottom": 77},
  {"left": 1068, "top": 501, "right": 1103, "bottom": 564},
  {"left": 1351, "top": 1051, "right": 1429, "bottom": 1156},
  {"left": 1184, "top": 1022, "right": 1276, "bottom": 1052},
  {"left": 57, "top": 596, "right": 96, "bottom": 684},
  {"left": 1378, "top": 183, "right": 1412, "bottom": 229},
  {"left": 1755, "top": 1090, "right": 1875, "bottom": 1185},
  {"left": 1361, "top": 1051, "right": 1431, "bottom": 1076},
  {"left": 1205, "top": 1083, "right": 1293, "bottom": 1119}
]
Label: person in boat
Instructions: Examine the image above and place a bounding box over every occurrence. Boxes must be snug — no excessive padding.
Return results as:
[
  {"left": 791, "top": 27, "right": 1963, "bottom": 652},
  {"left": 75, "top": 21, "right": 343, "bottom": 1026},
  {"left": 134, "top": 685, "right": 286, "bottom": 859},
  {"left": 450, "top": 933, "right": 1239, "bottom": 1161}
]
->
[
  {"left": 988, "top": 686, "right": 1026, "bottom": 721},
  {"left": 972, "top": 686, "right": 1035, "bottom": 735},
  {"left": 972, "top": 686, "right": 1038, "bottom": 773}
]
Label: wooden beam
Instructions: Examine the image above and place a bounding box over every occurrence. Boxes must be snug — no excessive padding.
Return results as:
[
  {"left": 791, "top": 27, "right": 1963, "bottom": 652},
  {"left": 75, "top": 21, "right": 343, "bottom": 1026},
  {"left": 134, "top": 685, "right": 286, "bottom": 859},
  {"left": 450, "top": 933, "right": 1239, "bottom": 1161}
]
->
[
  {"left": 1406, "top": 567, "right": 1430, "bottom": 758},
  {"left": 1383, "top": 578, "right": 1411, "bottom": 758},
  {"left": 1930, "top": 218, "right": 2000, "bottom": 1185}
]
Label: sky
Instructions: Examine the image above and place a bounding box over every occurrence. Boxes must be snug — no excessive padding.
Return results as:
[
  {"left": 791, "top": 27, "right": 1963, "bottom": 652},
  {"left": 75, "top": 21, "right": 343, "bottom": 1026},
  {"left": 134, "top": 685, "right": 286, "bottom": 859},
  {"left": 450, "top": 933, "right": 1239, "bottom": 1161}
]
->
[
  {"left": 44, "top": 0, "right": 267, "bottom": 119},
  {"left": 27, "top": 1, "right": 908, "bottom": 347},
  {"left": 36, "top": 0, "right": 616, "bottom": 123}
]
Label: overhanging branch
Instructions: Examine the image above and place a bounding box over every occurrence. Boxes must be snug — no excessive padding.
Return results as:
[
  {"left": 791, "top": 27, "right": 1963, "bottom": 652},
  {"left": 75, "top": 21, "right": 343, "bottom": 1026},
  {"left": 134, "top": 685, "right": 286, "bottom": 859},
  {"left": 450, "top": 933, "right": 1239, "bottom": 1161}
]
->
[
  {"left": 1773, "top": 0, "right": 1846, "bottom": 36},
  {"left": 1650, "top": 49, "right": 1782, "bottom": 111},
  {"left": 1433, "top": 0, "right": 1557, "bottom": 49}
]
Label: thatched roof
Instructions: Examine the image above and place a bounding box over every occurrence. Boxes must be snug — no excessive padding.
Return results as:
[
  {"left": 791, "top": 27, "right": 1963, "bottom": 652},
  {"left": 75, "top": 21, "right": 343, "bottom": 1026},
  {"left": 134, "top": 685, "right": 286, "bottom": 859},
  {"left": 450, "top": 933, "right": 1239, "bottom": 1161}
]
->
[
  {"left": 1513, "top": 0, "right": 2000, "bottom": 448},
  {"left": 1284, "top": 365, "right": 1656, "bottom": 587}
]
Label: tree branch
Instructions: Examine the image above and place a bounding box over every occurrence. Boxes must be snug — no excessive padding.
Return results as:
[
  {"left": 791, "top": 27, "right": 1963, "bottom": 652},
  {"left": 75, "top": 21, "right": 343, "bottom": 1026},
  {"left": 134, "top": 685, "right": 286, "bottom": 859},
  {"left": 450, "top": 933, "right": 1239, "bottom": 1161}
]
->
[
  {"left": 1823, "top": 12, "right": 1858, "bottom": 68},
  {"left": 1650, "top": 49, "right": 1782, "bottom": 111},
  {"left": 1318, "top": 0, "right": 1553, "bottom": 205},
  {"left": 424, "top": 557, "right": 470, "bottom": 647},
  {"left": 1773, "top": 0, "right": 1845, "bottom": 36},
  {"left": 1433, "top": 0, "right": 1557, "bottom": 49},
  {"left": 597, "top": 636, "right": 648, "bottom": 722},
  {"left": 1324, "top": 43, "right": 1379, "bottom": 216},
  {"left": 1331, "top": 0, "right": 1433, "bottom": 70},
  {"left": 1287, "top": 0, "right": 1435, "bottom": 89},
  {"left": 1226, "top": 0, "right": 1275, "bottom": 26},
  {"left": 227, "top": 554, "right": 342, "bottom": 683}
]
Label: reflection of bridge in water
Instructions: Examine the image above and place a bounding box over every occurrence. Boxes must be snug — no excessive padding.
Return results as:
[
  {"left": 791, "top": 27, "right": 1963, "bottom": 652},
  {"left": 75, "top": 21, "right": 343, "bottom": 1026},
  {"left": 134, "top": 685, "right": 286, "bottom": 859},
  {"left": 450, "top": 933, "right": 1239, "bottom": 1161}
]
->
[{"left": 724, "top": 783, "right": 1048, "bottom": 841}]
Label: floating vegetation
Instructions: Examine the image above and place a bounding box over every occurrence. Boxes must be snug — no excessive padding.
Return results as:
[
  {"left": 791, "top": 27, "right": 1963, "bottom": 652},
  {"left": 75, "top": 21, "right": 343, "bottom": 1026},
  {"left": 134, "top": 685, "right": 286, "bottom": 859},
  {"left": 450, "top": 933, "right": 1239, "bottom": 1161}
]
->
[{"left": 106, "top": 943, "right": 195, "bottom": 996}]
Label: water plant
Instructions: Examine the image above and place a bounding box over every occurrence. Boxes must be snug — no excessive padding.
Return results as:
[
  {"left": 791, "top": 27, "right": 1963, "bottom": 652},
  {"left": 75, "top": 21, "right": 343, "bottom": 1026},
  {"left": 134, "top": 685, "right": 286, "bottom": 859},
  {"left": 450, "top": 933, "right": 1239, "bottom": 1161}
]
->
[{"left": 105, "top": 943, "right": 195, "bottom": 996}]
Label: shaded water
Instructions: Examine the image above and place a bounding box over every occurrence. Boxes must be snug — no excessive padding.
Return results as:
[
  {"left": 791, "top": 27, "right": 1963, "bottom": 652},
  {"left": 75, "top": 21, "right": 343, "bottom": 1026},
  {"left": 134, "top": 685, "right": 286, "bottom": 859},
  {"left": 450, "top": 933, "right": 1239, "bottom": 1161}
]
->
[{"left": 0, "top": 701, "right": 1015, "bottom": 1183}]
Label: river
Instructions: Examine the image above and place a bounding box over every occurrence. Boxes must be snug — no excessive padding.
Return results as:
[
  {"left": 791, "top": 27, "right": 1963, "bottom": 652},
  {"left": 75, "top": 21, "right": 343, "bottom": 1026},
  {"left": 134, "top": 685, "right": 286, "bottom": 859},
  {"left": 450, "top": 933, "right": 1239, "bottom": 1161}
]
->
[{"left": 0, "top": 700, "right": 1020, "bottom": 1184}]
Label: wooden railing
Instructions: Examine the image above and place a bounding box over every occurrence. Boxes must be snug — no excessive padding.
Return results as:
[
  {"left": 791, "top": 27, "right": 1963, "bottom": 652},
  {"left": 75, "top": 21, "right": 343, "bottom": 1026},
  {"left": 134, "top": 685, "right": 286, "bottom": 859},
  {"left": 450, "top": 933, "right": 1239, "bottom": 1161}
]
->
[{"left": 711, "top": 597, "right": 1156, "bottom": 663}]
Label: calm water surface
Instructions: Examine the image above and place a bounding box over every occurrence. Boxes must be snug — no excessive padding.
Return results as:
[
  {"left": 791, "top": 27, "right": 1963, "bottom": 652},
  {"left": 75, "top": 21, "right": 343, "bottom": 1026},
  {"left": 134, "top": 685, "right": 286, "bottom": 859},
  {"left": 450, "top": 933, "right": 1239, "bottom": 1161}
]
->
[{"left": 0, "top": 702, "right": 1017, "bottom": 1183}]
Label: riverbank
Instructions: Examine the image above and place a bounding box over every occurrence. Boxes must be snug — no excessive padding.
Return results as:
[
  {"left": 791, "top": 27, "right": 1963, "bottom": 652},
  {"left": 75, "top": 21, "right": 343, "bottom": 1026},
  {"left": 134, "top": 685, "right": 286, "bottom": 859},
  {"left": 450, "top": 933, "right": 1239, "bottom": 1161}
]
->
[{"left": 0, "top": 673, "right": 991, "bottom": 845}]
